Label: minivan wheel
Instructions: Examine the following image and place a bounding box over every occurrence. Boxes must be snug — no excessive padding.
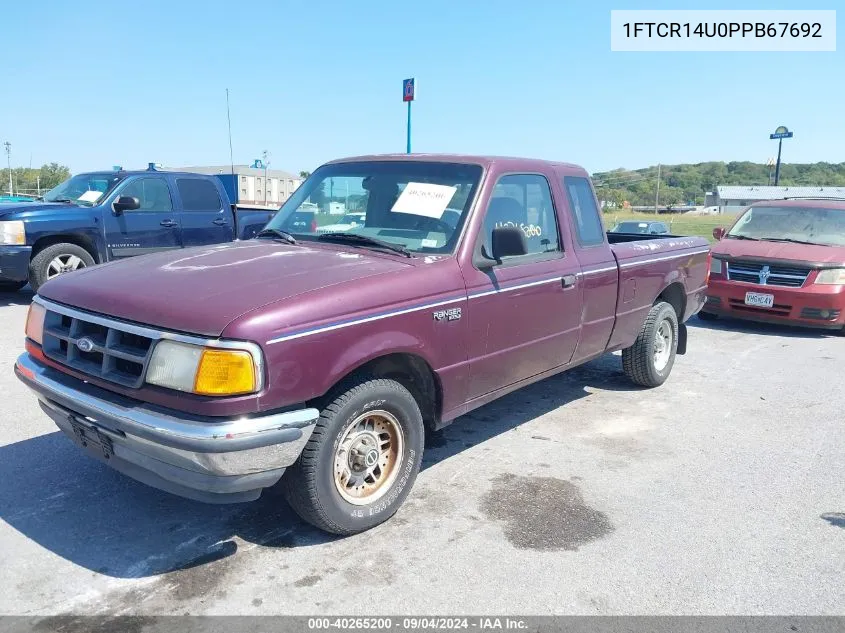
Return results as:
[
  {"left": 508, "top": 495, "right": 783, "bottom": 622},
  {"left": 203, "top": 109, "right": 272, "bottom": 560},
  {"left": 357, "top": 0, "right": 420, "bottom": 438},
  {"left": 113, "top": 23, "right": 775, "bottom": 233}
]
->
[
  {"left": 29, "top": 243, "right": 95, "bottom": 292},
  {"left": 283, "top": 378, "right": 424, "bottom": 535},
  {"left": 622, "top": 301, "right": 679, "bottom": 388}
]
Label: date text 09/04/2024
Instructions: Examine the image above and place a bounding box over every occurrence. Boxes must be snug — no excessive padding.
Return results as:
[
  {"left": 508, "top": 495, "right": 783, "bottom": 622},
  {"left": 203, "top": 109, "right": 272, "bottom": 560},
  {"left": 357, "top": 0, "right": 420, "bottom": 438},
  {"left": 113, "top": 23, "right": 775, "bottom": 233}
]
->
[
  {"left": 622, "top": 22, "right": 822, "bottom": 39},
  {"left": 307, "top": 617, "right": 529, "bottom": 630}
]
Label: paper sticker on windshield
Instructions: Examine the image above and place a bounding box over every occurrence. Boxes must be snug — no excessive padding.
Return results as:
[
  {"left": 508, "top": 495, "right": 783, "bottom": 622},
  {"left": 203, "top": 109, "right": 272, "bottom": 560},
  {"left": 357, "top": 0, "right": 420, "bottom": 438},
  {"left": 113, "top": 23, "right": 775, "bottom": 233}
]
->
[
  {"left": 391, "top": 183, "right": 456, "bottom": 219},
  {"left": 78, "top": 190, "right": 103, "bottom": 203}
]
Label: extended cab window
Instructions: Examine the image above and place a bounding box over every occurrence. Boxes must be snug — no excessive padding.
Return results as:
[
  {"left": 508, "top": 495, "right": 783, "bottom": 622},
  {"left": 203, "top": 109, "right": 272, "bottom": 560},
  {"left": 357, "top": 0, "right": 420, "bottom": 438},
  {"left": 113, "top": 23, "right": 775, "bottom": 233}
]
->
[
  {"left": 481, "top": 174, "right": 560, "bottom": 259},
  {"left": 564, "top": 176, "right": 605, "bottom": 246},
  {"left": 118, "top": 177, "right": 173, "bottom": 213},
  {"left": 177, "top": 178, "right": 222, "bottom": 211}
]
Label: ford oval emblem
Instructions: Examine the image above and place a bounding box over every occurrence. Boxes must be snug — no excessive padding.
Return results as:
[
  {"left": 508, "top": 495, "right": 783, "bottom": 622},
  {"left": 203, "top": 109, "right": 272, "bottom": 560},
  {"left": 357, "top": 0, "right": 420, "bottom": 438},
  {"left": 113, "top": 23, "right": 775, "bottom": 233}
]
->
[{"left": 76, "top": 337, "right": 95, "bottom": 353}]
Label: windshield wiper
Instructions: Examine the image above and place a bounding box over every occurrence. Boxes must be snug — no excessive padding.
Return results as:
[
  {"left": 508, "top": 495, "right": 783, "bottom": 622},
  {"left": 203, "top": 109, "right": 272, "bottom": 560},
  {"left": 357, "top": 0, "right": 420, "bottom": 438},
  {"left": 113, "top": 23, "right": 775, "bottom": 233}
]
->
[
  {"left": 256, "top": 228, "right": 297, "bottom": 245},
  {"left": 760, "top": 237, "right": 821, "bottom": 246},
  {"left": 48, "top": 198, "right": 75, "bottom": 204},
  {"left": 725, "top": 234, "right": 759, "bottom": 241},
  {"left": 317, "top": 232, "right": 412, "bottom": 257}
]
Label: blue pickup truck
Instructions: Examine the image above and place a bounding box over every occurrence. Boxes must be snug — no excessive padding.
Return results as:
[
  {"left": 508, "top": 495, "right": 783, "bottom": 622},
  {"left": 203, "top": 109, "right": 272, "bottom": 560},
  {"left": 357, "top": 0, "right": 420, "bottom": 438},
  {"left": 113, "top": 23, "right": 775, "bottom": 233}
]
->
[{"left": 0, "top": 165, "right": 277, "bottom": 292}]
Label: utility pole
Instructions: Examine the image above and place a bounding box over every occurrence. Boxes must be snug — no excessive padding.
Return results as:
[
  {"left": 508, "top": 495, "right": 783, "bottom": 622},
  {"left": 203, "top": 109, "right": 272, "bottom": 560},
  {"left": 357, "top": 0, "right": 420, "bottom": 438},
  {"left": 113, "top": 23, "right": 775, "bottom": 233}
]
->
[
  {"left": 654, "top": 163, "right": 661, "bottom": 213},
  {"left": 262, "top": 150, "right": 270, "bottom": 205},
  {"left": 4, "top": 142, "right": 12, "bottom": 197}
]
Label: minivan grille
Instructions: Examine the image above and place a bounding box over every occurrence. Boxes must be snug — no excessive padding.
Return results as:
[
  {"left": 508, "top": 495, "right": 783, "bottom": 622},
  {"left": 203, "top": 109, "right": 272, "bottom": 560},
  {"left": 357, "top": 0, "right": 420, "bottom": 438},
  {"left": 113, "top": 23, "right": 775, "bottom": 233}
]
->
[
  {"left": 41, "top": 308, "right": 155, "bottom": 388},
  {"left": 726, "top": 261, "right": 810, "bottom": 288}
]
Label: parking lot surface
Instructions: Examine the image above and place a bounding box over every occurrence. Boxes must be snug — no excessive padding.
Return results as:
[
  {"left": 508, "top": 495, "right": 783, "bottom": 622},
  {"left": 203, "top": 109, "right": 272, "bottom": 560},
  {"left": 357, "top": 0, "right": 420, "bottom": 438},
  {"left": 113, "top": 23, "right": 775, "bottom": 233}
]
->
[{"left": 1, "top": 288, "right": 843, "bottom": 616}]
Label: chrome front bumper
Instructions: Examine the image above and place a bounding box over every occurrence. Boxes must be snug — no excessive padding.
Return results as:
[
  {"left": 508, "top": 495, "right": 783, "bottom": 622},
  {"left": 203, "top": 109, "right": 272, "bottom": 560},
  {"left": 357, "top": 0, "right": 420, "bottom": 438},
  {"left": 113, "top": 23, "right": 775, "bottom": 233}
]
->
[{"left": 14, "top": 352, "right": 319, "bottom": 503}]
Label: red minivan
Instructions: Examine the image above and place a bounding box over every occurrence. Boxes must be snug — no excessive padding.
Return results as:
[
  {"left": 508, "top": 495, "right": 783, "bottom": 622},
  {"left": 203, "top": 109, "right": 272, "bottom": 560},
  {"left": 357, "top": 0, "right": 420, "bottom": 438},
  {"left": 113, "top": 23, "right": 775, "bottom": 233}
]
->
[{"left": 702, "top": 199, "right": 845, "bottom": 332}]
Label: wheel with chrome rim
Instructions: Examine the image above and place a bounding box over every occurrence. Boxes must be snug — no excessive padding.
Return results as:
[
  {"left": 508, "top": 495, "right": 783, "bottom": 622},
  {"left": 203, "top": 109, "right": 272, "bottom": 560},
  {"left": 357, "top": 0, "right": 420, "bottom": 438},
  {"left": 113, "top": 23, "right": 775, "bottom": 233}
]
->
[
  {"left": 29, "top": 243, "right": 96, "bottom": 293},
  {"left": 622, "top": 300, "right": 679, "bottom": 387},
  {"left": 283, "top": 377, "right": 425, "bottom": 535}
]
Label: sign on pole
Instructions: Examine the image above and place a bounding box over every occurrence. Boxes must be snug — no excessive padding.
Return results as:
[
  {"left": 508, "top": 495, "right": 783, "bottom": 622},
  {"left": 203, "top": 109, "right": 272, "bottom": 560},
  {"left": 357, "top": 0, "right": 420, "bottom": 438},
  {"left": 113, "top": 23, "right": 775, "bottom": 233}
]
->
[
  {"left": 770, "top": 125, "right": 793, "bottom": 140},
  {"left": 403, "top": 78, "right": 415, "bottom": 102}
]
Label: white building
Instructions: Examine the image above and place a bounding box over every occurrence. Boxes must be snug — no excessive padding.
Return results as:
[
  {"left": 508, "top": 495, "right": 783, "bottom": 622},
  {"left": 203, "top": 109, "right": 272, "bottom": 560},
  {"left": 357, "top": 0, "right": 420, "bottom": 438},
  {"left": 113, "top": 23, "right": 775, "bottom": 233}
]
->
[
  {"left": 172, "top": 165, "right": 304, "bottom": 207},
  {"left": 705, "top": 186, "right": 845, "bottom": 215}
]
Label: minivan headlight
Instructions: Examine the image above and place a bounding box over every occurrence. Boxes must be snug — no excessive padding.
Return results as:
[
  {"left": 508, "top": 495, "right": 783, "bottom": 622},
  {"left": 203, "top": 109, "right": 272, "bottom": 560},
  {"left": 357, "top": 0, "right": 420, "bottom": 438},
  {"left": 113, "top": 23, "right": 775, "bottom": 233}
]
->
[
  {"left": 0, "top": 220, "right": 25, "bottom": 245},
  {"left": 146, "top": 339, "right": 261, "bottom": 396},
  {"left": 815, "top": 268, "right": 845, "bottom": 285},
  {"left": 709, "top": 258, "right": 722, "bottom": 274}
]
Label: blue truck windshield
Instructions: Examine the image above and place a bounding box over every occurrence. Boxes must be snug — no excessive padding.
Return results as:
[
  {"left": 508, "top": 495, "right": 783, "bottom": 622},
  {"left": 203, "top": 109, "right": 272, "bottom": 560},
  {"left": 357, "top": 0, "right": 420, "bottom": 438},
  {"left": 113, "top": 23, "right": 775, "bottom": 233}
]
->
[{"left": 43, "top": 173, "right": 125, "bottom": 206}]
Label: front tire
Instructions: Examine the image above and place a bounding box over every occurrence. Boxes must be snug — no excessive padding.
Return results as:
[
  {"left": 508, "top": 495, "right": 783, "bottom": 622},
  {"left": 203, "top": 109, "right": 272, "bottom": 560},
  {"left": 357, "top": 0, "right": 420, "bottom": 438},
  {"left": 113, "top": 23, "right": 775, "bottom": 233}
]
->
[
  {"left": 29, "top": 243, "right": 95, "bottom": 292},
  {"left": 622, "top": 301, "right": 679, "bottom": 387},
  {"left": 283, "top": 378, "right": 425, "bottom": 535}
]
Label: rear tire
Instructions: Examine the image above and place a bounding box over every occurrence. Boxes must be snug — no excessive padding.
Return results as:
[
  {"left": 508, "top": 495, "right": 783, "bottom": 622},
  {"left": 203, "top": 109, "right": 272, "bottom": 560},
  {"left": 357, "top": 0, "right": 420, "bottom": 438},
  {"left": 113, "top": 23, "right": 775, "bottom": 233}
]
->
[
  {"left": 622, "top": 301, "right": 679, "bottom": 388},
  {"left": 0, "top": 280, "right": 26, "bottom": 293},
  {"left": 29, "top": 243, "right": 95, "bottom": 293},
  {"left": 697, "top": 310, "right": 718, "bottom": 321},
  {"left": 283, "top": 378, "right": 425, "bottom": 535}
]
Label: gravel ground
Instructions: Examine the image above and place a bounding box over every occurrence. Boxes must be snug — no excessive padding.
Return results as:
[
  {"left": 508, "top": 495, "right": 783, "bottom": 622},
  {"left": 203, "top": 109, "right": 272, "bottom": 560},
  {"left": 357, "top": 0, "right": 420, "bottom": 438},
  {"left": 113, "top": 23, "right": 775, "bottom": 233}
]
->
[{"left": 0, "top": 287, "right": 842, "bottom": 616}]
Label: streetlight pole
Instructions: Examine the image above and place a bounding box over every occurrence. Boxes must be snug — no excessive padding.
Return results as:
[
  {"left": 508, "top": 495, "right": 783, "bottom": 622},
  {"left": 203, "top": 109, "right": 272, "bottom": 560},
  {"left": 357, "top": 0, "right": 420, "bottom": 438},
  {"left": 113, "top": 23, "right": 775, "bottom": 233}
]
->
[{"left": 3, "top": 142, "right": 12, "bottom": 196}]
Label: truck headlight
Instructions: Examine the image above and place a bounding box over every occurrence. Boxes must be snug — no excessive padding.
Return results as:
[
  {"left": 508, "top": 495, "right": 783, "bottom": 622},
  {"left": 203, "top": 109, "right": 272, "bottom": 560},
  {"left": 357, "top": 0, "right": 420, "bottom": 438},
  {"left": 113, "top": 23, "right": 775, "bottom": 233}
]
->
[
  {"left": 0, "top": 220, "right": 25, "bottom": 245},
  {"left": 815, "top": 268, "right": 845, "bottom": 285},
  {"left": 146, "top": 339, "right": 261, "bottom": 396},
  {"left": 25, "top": 301, "right": 46, "bottom": 345}
]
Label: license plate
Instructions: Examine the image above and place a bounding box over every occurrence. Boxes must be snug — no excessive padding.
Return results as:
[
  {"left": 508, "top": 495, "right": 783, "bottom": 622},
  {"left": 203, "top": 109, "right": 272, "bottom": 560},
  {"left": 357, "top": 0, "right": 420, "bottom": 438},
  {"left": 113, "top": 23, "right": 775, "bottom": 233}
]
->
[{"left": 745, "top": 292, "right": 774, "bottom": 308}]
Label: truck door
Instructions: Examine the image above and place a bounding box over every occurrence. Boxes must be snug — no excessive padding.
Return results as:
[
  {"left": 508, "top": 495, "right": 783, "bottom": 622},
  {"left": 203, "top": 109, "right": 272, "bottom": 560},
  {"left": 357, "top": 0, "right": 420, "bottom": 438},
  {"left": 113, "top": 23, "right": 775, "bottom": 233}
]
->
[
  {"left": 103, "top": 175, "right": 182, "bottom": 259},
  {"left": 555, "top": 172, "right": 619, "bottom": 364},
  {"left": 174, "top": 176, "right": 235, "bottom": 247},
  {"left": 460, "top": 173, "right": 583, "bottom": 401}
]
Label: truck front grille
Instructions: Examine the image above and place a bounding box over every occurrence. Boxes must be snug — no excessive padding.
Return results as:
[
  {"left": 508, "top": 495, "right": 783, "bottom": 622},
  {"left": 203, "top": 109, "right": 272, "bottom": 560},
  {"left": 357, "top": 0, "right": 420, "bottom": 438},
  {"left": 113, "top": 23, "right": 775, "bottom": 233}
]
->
[
  {"left": 41, "top": 307, "right": 155, "bottom": 388},
  {"left": 726, "top": 261, "right": 810, "bottom": 288}
]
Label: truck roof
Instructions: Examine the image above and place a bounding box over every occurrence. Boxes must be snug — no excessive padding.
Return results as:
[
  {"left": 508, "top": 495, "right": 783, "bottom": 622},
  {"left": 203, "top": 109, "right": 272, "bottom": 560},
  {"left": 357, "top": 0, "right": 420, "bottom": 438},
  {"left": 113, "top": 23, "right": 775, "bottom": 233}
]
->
[
  {"left": 325, "top": 153, "right": 588, "bottom": 174},
  {"left": 76, "top": 169, "right": 218, "bottom": 178}
]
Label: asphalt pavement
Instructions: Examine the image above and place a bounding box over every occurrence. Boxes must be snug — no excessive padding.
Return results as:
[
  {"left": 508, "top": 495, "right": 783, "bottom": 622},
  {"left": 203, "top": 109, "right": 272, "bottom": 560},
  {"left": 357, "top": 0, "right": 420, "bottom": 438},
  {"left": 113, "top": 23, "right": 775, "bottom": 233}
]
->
[{"left": 1, "top": 287, "right": 842, "bottom": 615}]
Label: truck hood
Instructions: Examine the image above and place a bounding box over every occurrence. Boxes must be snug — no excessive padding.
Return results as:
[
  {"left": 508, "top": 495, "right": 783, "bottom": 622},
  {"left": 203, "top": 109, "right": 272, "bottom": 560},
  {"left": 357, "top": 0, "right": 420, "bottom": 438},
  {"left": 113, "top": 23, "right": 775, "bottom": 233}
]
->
[
  {"left": 0, "top": 202, "right": 77, "bottom": 217},
  {"left": 37, "top": 241, "right": 414, "bottom": 337},
  {"left": 712, "top": 238, "right": 845, "bottom": 266}
]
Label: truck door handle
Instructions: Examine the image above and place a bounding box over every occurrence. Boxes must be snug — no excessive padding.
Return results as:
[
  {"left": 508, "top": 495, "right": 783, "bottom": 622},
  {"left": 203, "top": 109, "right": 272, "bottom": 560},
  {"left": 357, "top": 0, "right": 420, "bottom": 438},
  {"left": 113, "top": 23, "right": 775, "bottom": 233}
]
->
[
  {"left": 160, "top": 219, "right": 178, "bottom": 228},
  {"left": 213, "top": 218, "right": 229, "bottom": 226},
  {"left": 562, "top": 275, "right": 577, "bottom": 288}
]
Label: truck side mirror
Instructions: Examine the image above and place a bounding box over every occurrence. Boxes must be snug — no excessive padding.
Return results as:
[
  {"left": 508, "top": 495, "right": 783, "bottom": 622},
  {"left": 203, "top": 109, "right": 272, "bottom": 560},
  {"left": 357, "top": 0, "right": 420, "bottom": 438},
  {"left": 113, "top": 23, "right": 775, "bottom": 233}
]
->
[
  {"left": 113, "top": 196, "right": 140, "bottom": 215},
  {"left": 712, "top": 227, "right": 726, "bottom": 241},
  {"left": 491, "top": 226, "right": 528, "bottom": 259}
]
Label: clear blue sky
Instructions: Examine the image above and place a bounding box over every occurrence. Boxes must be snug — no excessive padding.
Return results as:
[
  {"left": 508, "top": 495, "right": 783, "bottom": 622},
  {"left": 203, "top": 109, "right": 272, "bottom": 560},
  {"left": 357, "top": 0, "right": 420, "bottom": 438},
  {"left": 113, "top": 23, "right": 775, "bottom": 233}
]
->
[{"left": 2, "top": 0, "right": 842, "bottom": 175}]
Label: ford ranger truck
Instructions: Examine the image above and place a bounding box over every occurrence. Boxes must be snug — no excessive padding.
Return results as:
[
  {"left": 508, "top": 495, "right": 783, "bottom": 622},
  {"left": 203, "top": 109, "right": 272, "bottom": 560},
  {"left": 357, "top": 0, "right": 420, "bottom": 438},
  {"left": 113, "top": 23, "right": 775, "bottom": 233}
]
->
[
  {"left": 702, "top": 198, "right": 845, "bottom": 332},
  {"left": 0, "top": 165, "right": 276, "bottom": 293},
  {"left": 15, "top": 154, "right": 710, "bottom": 535}
]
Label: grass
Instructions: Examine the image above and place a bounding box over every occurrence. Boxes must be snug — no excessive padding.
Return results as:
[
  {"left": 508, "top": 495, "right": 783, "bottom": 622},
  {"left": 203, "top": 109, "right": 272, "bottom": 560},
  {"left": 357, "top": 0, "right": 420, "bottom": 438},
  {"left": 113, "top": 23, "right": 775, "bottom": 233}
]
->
[{"left": 604, "top": 212, "right": 737, "bottom": 243}]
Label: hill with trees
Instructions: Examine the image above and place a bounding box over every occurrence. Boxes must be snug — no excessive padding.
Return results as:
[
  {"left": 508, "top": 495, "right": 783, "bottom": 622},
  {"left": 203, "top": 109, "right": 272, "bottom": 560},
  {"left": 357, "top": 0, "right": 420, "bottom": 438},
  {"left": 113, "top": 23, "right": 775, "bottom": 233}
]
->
[{"left": 593, "top": 161, "right": 845, "bottom": 208}]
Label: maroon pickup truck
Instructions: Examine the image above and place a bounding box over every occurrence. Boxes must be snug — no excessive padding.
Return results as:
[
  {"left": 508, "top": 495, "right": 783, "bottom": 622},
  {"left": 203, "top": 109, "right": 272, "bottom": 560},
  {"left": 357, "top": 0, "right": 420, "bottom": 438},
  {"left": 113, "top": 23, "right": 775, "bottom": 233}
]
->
[{"left": 15, "top": 154, "right": 710, "bottom": 535}]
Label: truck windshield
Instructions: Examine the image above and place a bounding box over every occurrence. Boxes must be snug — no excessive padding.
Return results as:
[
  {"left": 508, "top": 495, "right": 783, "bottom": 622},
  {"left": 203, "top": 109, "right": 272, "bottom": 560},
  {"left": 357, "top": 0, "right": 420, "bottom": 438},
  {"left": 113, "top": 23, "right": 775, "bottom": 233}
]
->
[
  {"left": 42, "top": 173, "right": 124, "bottom": 207},
  {"left": 727, "top": 205, "right": 845, "bottom": 247},
  {"left": 266, "top": 161, "right": 483, "bottom": 254}
]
